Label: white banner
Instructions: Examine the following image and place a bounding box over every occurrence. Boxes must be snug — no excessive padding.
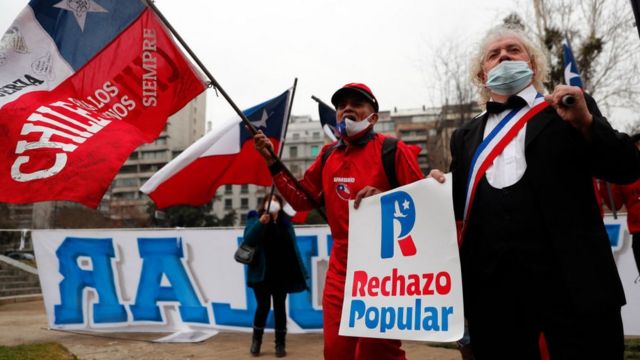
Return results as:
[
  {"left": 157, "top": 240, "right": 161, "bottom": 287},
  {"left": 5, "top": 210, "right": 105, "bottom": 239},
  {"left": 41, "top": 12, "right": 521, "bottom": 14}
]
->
[
  {"left": 606, "top": 215, "right": 640, "bottom": 335},
  {"left": 339, "top": 175, "right": 465, "bottom": 341},
  {"left": 32, "top": 226, "right": 332, "bottom": 338},
  {"left": 29, "top": 208, "right": 640, "bottom": 341}
]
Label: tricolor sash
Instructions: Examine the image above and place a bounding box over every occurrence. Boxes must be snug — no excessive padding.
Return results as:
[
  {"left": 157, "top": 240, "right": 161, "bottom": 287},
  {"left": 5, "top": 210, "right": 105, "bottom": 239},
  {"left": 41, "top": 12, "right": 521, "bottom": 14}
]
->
[{"left": 463, "top": 94, "right": 549, "bottom": 224}]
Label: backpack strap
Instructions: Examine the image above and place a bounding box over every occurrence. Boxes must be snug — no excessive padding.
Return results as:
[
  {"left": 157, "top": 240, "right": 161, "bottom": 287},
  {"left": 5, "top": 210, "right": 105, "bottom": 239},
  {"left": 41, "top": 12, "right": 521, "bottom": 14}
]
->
[
  {"left": 381, "top": 137, "right": 398, "bottom": 189},
  {"left": 321, "top": 144, "right": 337, "bottom": 167}
]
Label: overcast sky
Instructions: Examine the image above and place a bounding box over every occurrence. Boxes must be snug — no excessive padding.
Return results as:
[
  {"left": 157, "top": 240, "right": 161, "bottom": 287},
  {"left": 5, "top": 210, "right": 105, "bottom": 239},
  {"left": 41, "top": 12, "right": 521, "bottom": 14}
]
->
[{"left": 0, "top": 0, "right": 634, "bottom": 130}]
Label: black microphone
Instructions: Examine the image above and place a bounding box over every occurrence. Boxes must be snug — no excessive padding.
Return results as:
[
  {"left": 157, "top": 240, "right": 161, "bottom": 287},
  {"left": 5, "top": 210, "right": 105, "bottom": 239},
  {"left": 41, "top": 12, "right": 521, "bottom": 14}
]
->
[{"left": 561, "top": 95, "right": 576, "bottom": 107}]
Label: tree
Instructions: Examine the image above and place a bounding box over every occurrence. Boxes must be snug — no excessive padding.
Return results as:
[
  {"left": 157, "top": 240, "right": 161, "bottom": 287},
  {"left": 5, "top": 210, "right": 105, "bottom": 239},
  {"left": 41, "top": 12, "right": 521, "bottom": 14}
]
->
[
  {"left": 304, "top": 209, "right": 327, "bottom": 225},
  {"left": 420, "top": 37, "right": 480, "bottom": 170},
  {"left": 523, "top": 0, "right": 640, "bottom": 110},
  {"left": 423, "top": 37, "right": 477, "bottom": 125},
  {"left": 146, "top": 201, "right": 237, "bottom": 227},
  {"left": 53, "top": 206, "right": 122, "bottom": 228}
]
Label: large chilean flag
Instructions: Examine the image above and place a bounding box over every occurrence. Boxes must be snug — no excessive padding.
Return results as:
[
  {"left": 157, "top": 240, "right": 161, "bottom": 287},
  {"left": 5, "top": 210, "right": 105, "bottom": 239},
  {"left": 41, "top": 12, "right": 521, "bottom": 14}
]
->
[
  {"left": 0, "top": 0, "right": 206, "bottom": 208},
  {"left": 141, "top": 89, "right": 291, "bottom": 209}
]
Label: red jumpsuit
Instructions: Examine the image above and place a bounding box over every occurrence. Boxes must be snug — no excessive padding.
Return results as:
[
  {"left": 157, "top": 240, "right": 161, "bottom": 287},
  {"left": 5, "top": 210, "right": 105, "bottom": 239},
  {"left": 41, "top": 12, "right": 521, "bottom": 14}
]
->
[
  {"left": 601, "top": 179, "right": 640, "bottom": 277},
  {"left": 270, "top": 132, "right": 424, "bottom": 359}
]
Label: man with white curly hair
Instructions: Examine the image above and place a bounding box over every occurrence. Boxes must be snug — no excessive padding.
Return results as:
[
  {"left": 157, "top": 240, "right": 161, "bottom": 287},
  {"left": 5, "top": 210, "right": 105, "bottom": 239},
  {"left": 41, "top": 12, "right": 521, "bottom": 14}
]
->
[{"left": 430, "top": 25, "right": 640, "bottom": 359}]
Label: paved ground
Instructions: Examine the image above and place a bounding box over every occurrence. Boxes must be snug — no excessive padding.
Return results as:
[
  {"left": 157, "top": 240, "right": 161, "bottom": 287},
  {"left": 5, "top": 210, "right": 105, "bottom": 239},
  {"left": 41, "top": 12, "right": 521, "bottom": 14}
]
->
[{"left": 0, "top": 299, "right": 461, "bottom": 360}]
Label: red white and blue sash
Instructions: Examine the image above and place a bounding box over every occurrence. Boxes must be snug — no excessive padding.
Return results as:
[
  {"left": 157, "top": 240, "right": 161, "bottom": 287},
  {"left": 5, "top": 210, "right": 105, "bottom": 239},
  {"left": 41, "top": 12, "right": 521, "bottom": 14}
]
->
[{"left": 463, "top": 94, "right": 549, "bottom": 223}]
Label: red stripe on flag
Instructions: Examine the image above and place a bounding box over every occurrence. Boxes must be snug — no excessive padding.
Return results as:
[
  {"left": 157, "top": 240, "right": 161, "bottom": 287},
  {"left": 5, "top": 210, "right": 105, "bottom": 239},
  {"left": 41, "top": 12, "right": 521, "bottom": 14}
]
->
[
  {"left": 0, "top": 10, "right": 206, "bottom": 208},
  {"left": 148, "top": 140, "right": 280, "bottom": 209}
]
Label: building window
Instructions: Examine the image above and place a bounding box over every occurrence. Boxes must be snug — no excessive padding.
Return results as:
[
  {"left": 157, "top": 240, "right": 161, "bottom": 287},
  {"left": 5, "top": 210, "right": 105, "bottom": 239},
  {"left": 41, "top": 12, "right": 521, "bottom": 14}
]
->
[
  {"left": 240, "top": 184, "right": 248, "bottom": 194},
  {"left": 241, "top": 198, "right": 249, "bottom": 209},
  {"left": 141, "top": 150, "right": 167, "bottom": 160},
  {"left": 224, "top": 199, "right": 232, "bottom": 210},
  {"left": 291, "top": 164, "right": 300, "bottom": 176},
  {"left": 292, "top": 133, "right": 300, "bottom": 140},
  {"left": 240, "top": 213, "right": 247, "bottom": 225},
  {"left": 224, "top": 185, "right": 233, "bottom": 194},
  {"left": 120, "top": 165, "right": 138, "bottom": 173},
  {"left": 114, "top": 178, "right": 137, "bottom": 187},
  {"left": 290, "top": 146, "right": 298, "bottom": 158},
  {"left": 311, "top": 145, "right": 319, "bottom": 157},
  {"left": 312, "top": 132, "right": 321, "bottom": 139}
]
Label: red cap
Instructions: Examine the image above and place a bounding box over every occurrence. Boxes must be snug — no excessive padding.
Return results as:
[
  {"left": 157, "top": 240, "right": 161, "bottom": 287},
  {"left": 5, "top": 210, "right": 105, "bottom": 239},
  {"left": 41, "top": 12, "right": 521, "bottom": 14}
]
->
[{"left": 331, "top": 83, "right": 379, "bottom": 112}]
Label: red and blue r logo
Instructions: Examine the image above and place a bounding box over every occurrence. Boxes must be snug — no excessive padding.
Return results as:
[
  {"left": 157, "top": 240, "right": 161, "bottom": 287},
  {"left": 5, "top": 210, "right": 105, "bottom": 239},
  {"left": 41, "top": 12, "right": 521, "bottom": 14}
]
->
[{"left": 380, "top": 191, "right": 417, "bottom": 259}]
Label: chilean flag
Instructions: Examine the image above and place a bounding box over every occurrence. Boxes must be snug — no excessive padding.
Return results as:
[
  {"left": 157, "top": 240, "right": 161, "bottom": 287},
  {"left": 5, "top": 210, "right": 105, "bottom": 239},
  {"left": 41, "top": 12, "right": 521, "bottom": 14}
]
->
[
  {"left": 141, "top": 89, "right": 292, "bottom": 209},
  {"left": 0, "top": 0, "right": 206, "bottom": 208},
  {"left": 315, "top": 96, "right": 339, "bottom": 141},
  {"left": 562, "top": 37, "right": 584, "bottom": 88}
]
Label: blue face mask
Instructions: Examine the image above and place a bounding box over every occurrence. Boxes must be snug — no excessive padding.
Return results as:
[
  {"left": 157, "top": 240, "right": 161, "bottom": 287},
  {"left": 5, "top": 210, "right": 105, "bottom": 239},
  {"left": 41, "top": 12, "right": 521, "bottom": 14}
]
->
[{"left": 485, "top": 60, "right": 533, "bottom": 96}]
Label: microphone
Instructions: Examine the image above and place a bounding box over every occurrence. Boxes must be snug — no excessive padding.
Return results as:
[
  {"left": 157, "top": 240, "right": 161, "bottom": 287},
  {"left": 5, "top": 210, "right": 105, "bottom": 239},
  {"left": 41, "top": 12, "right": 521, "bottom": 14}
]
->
[{"left": 561, "top": 95, "right": 576, "bottom": 107}]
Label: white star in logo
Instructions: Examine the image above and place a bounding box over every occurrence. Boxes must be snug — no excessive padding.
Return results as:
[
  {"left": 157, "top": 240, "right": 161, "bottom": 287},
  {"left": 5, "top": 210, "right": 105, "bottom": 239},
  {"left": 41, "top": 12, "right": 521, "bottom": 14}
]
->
[
  {"left": 54, "top": 0, "right": 108, "bottom": 31},
  {"left": 402, "top": 199, "right": 410, "bottom": 210}
]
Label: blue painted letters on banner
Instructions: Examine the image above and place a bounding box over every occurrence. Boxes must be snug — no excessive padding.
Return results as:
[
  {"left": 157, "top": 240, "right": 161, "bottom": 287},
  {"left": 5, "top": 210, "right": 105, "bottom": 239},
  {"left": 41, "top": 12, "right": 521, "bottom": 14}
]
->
[
  {"left": 54, "top": 237, "right": 126, "bottom": 324},
  {"left": 130, "top": 237, "right": 209, "bottom": 323}
]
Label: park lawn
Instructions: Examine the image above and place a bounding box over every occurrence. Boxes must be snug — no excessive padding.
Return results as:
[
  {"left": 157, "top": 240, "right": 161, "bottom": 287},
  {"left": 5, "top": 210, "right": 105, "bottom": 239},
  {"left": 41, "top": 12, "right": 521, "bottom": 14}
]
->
[
  {"left": 627, "top": 338, "right": 640, "bottom": 360},
  {"left": 0, "top": 342, "right": 76, "bottom": 360},
  {"left": 429, "top": 338, "right": 640, "bottom": 360}
]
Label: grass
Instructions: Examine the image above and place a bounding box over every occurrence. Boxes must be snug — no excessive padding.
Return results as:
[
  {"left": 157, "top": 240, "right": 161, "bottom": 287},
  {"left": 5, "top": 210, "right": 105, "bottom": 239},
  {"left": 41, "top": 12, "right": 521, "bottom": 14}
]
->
[
  {"left": 626, "top": 338, "right": 640, "bottom": 360},
  {"left": 428, "top": 338, "right": 640, "bottom": 359},
  {"left": 0, "top": 343, "right": 77, "bottom": 360}
]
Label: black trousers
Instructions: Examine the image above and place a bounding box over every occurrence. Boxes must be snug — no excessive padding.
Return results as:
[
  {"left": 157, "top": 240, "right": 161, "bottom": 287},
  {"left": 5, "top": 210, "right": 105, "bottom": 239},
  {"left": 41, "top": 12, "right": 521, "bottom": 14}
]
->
[
  {"left": 252, "top": 283, "right": 287, "bottom": 331},
  {"left": 466, "top": 263, "right": 624, "bottom": 360}
]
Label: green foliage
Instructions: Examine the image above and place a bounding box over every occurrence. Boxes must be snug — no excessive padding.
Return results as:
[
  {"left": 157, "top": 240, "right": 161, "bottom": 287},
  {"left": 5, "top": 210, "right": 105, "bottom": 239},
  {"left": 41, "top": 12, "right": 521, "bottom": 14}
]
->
[
  {"left": 0, "top": 203, "right": 16, "bottom": 228},
  {"left": 626, "top": 338, "right": 640, "bottom": 360},
  {"left": 304, "top": 208, "right": 327, "bottom": 225},
  {"left": 429, "top": 338, "right": 640, "bottom": 359},
  {"left": 503, "top": 13, "right": 525, "bottom": 31},
  {"left": 0, "top": 343, "right": 77, "bottom": 360},
  {"left": 146, "top": 200, "right": 237, "bottom": 227},
  {"left": 577, "top": 34, "right": 603, "bottom": 86}
]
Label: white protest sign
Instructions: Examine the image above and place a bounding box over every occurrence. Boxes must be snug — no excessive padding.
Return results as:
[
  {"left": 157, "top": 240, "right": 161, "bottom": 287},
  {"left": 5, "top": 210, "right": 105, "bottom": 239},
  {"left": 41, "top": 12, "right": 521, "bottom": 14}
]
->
[{"left": 339, "top": 175, "right": 464, "bottom": 341}]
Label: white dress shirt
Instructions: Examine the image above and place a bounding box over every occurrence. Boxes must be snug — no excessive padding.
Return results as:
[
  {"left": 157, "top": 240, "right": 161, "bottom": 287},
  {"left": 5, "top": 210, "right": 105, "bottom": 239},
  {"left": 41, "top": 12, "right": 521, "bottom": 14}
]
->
[{"left": 483, "top": 85, "right": 538, "bottom": 189}]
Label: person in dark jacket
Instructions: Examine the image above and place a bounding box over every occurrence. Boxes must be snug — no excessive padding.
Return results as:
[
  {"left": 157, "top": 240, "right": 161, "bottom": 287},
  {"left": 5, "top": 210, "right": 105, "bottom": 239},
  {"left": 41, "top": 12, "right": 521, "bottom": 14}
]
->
[
  {"left": 429, "top": 25, "right": 640, "bottom": 359},
  {"left": 243, "top": 193, "right": 308, "bottom": 357}
]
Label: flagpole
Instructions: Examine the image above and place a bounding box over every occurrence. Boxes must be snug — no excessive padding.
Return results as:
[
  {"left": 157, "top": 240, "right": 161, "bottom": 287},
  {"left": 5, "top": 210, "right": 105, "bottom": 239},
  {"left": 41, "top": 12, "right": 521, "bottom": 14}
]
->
[
  {"left": 266, "top": 78, "right": 300, "bottom": 213},
  {"left": 311, "top": 95, "right": 332, "bottom": 109},
  {"left": 279, "top": 78, "right": 298, "bottom": 159},
  {"left": 143, "top": 0, "right": 258, "bottom": 136},
  {"left": 145, "top": 1, "right": 326, "bottom": 212},
  {"left": 267, "top": 80, "right": 328, "bottom": 221}
]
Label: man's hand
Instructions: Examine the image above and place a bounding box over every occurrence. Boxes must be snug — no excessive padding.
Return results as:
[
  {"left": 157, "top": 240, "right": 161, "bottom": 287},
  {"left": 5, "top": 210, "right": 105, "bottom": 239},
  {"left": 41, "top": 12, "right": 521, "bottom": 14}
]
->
[
  {"left": 353, "top": 186, "right": 381, "bottom": 209},
  {"left": 428, "top": 169, "right": 446, "bottom": 183},
  {"left": 544, "top": 85, "right": 593, "bottom": 139},
  {"left": 253, "top": 130, "right": 276, "bottom": 165}
]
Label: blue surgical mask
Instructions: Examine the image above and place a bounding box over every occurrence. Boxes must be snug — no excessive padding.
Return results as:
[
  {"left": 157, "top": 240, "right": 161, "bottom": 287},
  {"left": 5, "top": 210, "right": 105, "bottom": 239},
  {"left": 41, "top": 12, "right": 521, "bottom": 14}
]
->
[{"left": 485, "top": 60, "right": 533, "bottom": 96}]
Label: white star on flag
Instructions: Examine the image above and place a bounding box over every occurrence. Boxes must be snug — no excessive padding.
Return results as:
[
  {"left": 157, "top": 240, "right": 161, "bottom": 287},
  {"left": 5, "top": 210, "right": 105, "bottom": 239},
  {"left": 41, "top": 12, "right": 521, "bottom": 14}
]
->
[
  {"left": 250, "top": 109, "right": 270, "bottom": 128},
  {"left": 54, "top": 0, "right": 108, "bottom": 31},
  {"left": 564, "top": 64, "right": 581, "bottom": 85}
]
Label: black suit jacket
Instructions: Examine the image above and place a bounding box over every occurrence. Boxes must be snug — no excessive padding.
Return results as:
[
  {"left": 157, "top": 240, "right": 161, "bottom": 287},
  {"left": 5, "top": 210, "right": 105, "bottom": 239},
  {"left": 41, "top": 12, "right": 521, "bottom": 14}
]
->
[{"left": 449, "top": 94, "right": 640, "bottom": 311}]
